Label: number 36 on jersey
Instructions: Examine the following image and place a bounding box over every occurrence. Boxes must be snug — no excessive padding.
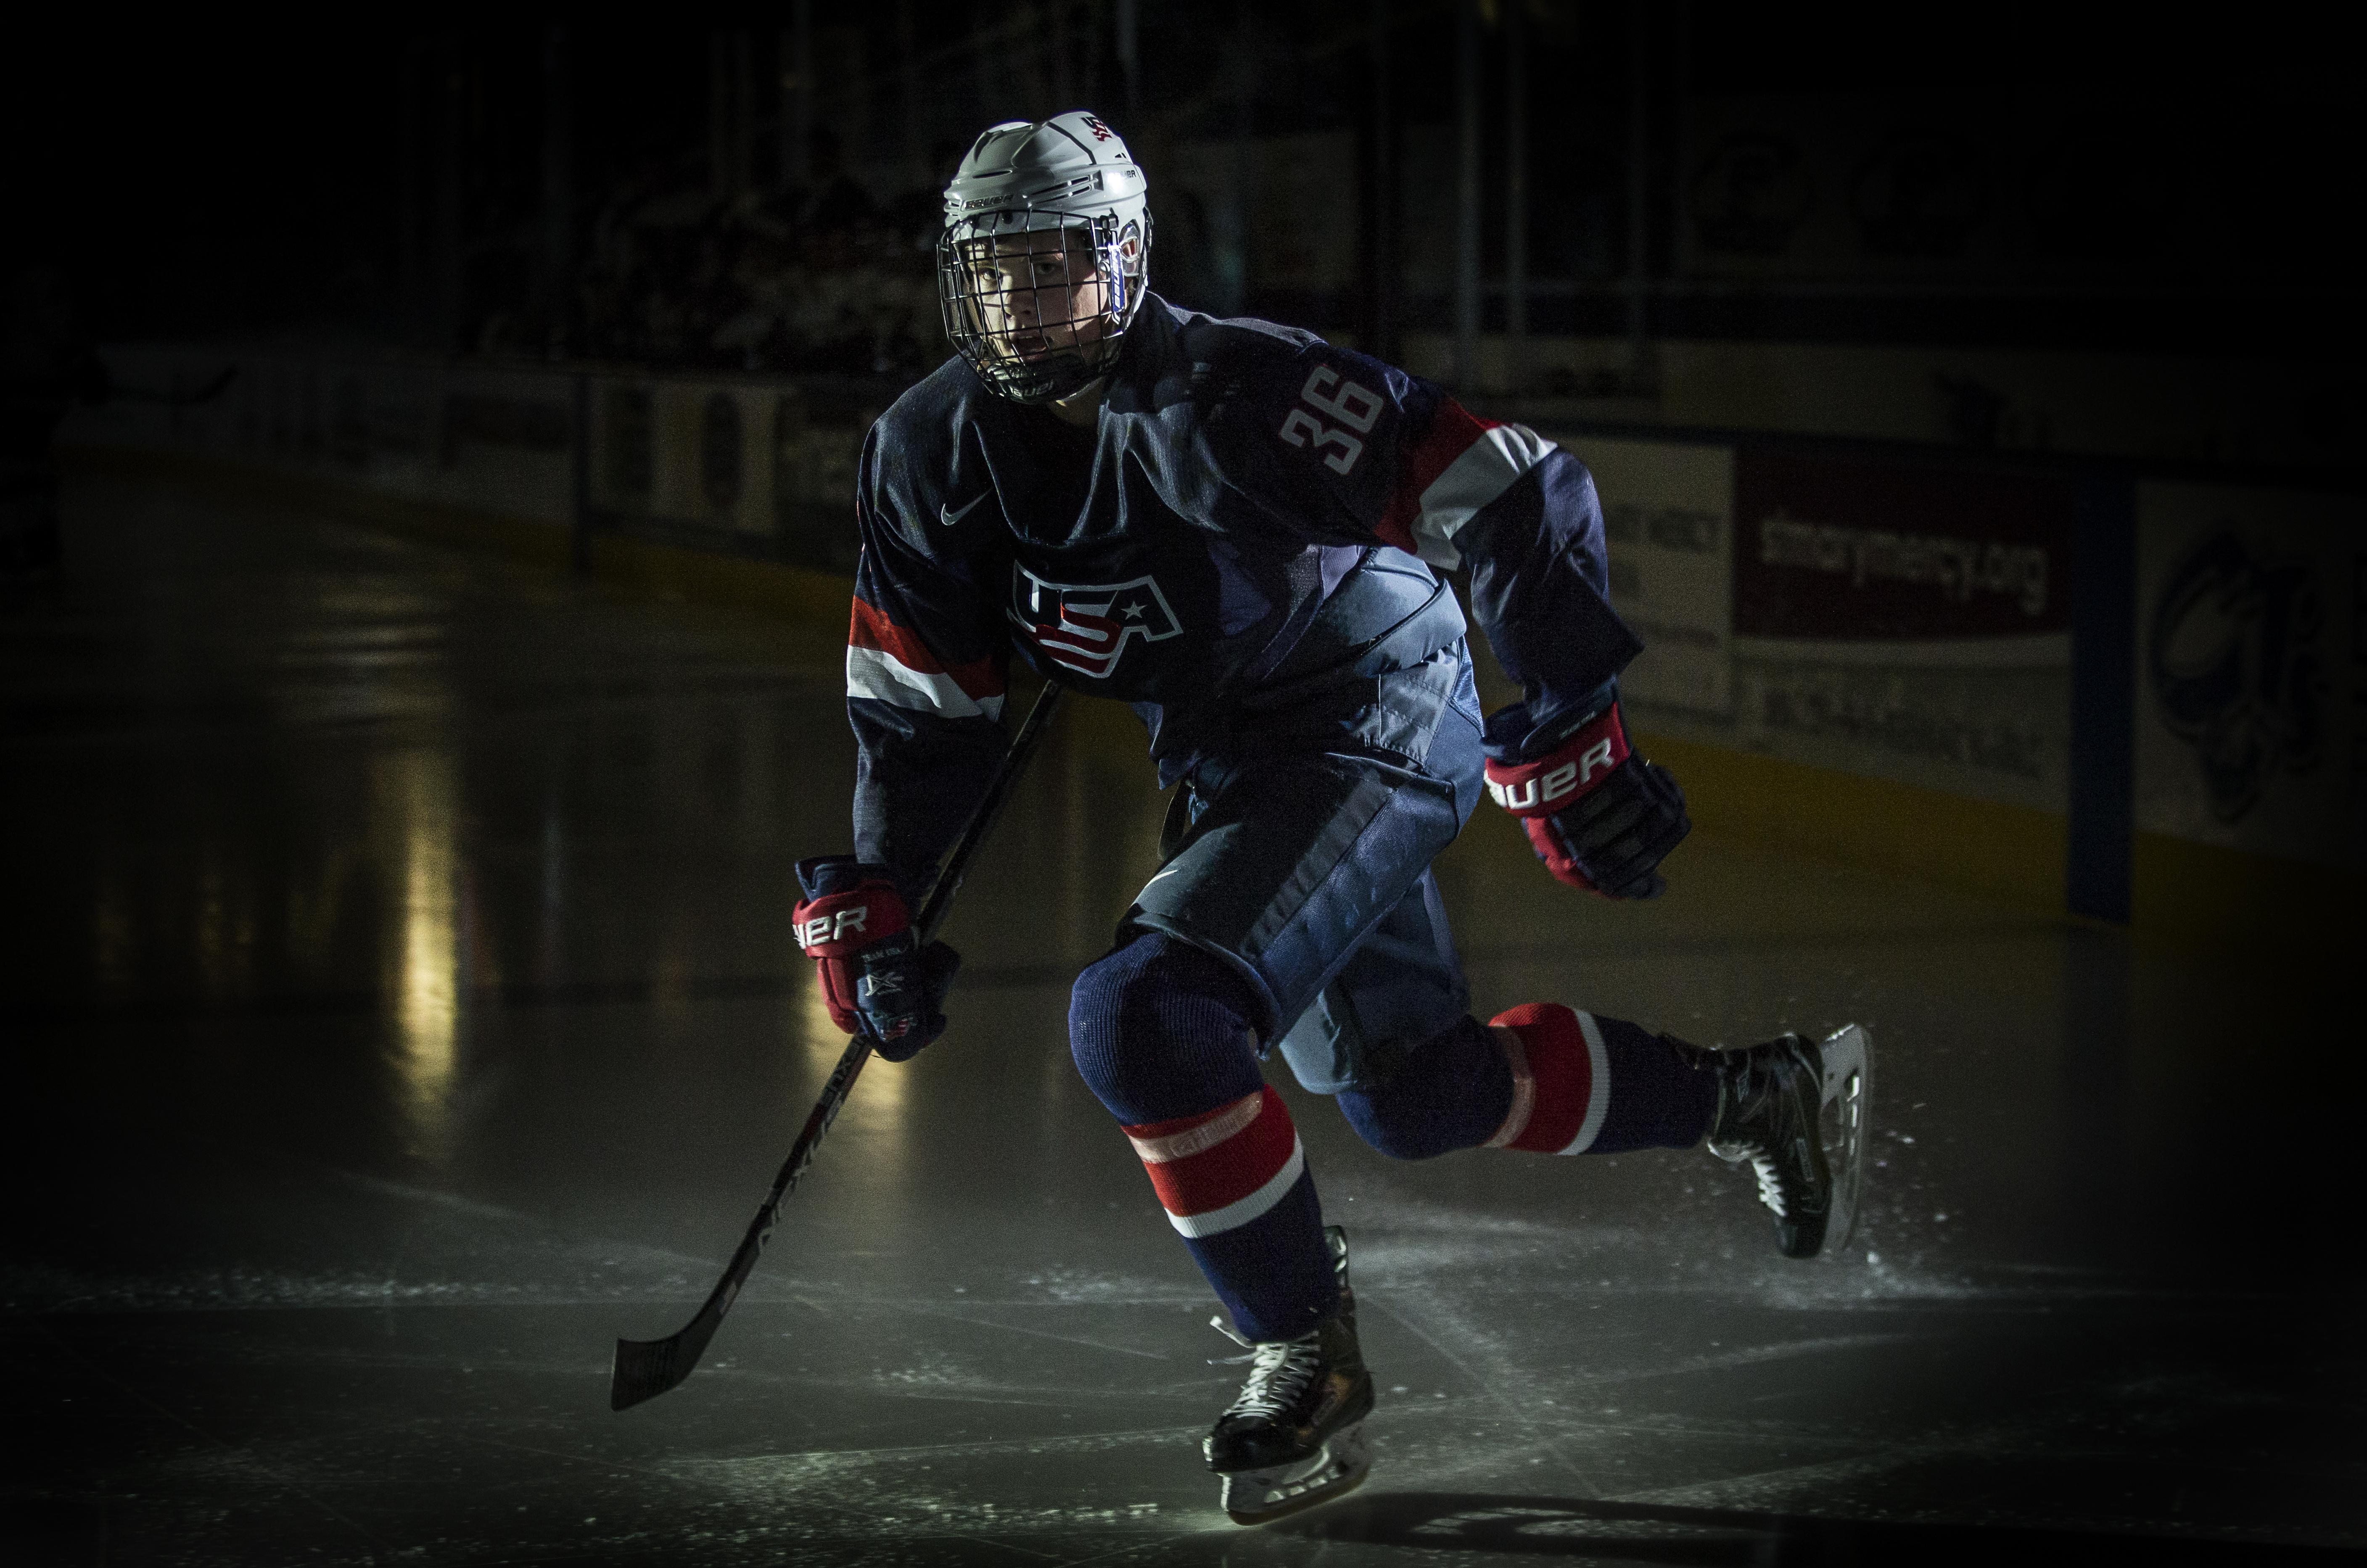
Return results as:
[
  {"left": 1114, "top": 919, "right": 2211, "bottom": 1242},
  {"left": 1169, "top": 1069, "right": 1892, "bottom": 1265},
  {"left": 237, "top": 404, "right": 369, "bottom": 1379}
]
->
[{"left": 1277, "top": 367, "right": 1383, "bottom": 475}]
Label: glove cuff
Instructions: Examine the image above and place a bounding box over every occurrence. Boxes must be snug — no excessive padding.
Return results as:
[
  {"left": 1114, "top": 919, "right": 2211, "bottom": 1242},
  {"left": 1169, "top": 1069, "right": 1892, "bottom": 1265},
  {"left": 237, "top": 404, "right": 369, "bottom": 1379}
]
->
[
  {"left": 1480, "top": 678, "right": 1620, "bottom": 763},
  {"left": 1483, "top": 703, "right": 1632, "bottom": 818},
  {"left": 796, "top": 854, "right": 897, "bottom": 900}
]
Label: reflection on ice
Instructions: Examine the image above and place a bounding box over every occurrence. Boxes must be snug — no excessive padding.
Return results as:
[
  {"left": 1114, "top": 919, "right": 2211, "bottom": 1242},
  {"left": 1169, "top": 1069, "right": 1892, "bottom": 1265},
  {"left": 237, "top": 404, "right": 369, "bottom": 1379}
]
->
[
  {"left": 383, "top": 746, "right": 459, "bottom": 1159},
  {"left": 795, "top": 962, "right": 842, "bottom": 1067},
  {"left": 795, "top": 962, "right": 909, "bottom": 1143}
]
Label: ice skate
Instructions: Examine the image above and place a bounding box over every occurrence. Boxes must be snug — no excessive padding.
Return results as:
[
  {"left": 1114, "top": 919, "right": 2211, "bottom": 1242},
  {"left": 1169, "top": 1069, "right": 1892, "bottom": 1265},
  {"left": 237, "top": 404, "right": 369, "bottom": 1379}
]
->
[
  {"left": 1204, "top": 1226, "right": 1374, "bottom": 1526},
  {"left": 1812, "top": 1024, "right": 1872, "bottom": 1251},
  {"left": 1688, "top": 1023, "right": 1873, "bottom": 1258}
]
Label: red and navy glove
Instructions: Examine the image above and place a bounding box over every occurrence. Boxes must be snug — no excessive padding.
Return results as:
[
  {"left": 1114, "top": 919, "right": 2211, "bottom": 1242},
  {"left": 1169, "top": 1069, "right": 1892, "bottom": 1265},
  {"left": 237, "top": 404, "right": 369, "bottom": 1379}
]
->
[
  {"left": 793, "top": 856, "right": 960, "bottom": 1061},
  {"left": 1483, "top": 701, "right": 1690, "bottom": 899}
]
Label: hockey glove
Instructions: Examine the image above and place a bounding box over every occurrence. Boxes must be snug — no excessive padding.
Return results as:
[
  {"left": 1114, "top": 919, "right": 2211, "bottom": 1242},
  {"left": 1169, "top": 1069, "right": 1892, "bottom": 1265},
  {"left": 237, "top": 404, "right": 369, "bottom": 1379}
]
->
[
  {"left": 793, "top": 856, "right": 961, "bottom": 1061},
  {"left": 1484, "top": 700, "right": 1691, "bottom": 899}
]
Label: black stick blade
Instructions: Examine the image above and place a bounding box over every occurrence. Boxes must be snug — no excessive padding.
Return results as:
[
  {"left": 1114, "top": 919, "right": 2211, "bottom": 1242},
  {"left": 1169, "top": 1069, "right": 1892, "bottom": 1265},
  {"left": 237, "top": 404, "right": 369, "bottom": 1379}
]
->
[{"left": 611, "top": 1297, "right": 726, "bottom": 1411}]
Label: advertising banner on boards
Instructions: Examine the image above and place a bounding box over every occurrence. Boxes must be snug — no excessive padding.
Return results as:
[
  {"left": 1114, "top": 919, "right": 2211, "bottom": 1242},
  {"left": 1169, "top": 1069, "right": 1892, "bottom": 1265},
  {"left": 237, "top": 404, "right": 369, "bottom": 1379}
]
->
[
  {"left": 1564, "top": 436, "right": 2083, "bottom": 814},
  {"left": 1569, "top": 435, "right": 1737, "bottom": 719},
  {"left": 1733, "top": 453, "right": 2071, "bottom": 646},
  {"left": 1722, "top": 449, "right": 2079, "bottom": 813},
  {"left": 2135, "top": 482, "right": 2364, "bottom": 872}
]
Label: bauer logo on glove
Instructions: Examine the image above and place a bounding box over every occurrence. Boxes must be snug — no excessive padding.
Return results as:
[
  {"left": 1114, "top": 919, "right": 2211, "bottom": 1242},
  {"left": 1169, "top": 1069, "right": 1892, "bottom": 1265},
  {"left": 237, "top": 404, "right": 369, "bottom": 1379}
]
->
[
  {"left": 795, "top": 904, "right": 878, "bottom": 948},
  {"left": 1483, "top": 707, "right": 1631, "bottom": 813},
  {"left": 793, "top": 855, "right": 961, "bottom": 1061},
  {"left": 1482, "top": 697, "right": 1691, "bottom": 900}
]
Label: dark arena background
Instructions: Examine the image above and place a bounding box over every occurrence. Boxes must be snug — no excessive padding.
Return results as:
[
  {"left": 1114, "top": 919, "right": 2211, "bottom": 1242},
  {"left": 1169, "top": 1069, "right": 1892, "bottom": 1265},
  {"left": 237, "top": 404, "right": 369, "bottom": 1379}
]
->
[{"left": 4, "top": 5, "right": 2360, "bottom": 1565}]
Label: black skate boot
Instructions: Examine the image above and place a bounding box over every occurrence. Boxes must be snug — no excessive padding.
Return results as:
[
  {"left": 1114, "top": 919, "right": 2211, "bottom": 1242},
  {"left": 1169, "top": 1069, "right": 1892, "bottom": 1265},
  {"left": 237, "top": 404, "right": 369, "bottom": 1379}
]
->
[
  {"left": 1204, "top": 1226, "right": 1375, "bottom": 1526},
  {"left": 1689, "top": 1032, "right": 1835, "bottom": 1258}
]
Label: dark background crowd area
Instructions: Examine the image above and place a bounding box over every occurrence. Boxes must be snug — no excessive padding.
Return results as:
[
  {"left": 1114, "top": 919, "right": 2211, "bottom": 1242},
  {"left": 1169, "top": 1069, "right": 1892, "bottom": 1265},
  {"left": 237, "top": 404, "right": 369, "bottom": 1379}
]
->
[
  {"left": 566, "top": 133, "right": 946, "bottom": 377},
  {"left": 4, "top": 3, "right": 2359, "bottom": 392}
]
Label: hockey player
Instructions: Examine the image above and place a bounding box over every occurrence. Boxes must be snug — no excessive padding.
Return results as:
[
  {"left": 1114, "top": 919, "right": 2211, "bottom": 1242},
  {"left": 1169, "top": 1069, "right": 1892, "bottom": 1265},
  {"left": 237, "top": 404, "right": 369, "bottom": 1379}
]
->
[{"left": 793, "top": 114, "right": 1865, "bottom": 1524}]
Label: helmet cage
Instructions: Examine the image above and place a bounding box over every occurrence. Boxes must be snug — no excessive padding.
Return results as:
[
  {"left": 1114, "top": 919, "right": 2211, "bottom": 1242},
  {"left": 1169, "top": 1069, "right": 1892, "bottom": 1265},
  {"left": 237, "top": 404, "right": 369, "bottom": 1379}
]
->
[{"left": 937, "top": 209, "right": 1149, "bottom": 405}]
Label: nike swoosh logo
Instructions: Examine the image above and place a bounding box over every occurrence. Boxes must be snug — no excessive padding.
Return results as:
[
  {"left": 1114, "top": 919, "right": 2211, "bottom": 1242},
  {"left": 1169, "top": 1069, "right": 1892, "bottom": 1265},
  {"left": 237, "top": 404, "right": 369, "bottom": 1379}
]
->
[
  {"left": 939, "top": 494, "right": 988, "bottom": 526},
  {"left": 1143, "top": 866, "right": 1184, "bottom": 888}
]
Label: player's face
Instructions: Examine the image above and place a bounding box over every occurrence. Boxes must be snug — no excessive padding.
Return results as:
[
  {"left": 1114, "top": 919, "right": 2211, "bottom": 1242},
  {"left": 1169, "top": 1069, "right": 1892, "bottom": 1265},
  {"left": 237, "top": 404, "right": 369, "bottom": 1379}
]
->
[{"left": 960, "top": 231, "right": 1113, "bottom": 363}]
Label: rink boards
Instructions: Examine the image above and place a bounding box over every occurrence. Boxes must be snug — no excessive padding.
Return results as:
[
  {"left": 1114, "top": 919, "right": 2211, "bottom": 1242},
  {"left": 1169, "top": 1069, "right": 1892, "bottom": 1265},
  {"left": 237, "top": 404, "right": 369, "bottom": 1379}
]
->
[{"left": 59, "top": 344, "right": 2363, "bottom": 949}]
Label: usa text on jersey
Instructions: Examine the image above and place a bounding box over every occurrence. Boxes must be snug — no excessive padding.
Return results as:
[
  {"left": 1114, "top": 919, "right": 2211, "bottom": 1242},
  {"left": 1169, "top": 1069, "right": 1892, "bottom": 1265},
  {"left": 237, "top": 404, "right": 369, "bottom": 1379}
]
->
[{"left": 1011, "top": 564, "right": 1184, "bottom": 679}]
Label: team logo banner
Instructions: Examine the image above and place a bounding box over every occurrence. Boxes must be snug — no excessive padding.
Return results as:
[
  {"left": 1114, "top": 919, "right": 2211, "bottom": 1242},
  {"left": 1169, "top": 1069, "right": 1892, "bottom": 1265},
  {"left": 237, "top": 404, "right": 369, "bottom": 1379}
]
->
[
  {"left": 1010, "top": 564, "right": 1182, "bottom": 678},
  {"left": 2135, "top": 481, "right": 2360, "bottom": 874}
]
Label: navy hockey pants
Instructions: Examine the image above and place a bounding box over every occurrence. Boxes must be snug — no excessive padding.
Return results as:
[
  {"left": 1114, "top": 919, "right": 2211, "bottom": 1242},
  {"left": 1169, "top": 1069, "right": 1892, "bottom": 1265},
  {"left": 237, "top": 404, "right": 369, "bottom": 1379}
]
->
[{"left": 1066, "top": 648, "right": 1716, "bottom": 1342}]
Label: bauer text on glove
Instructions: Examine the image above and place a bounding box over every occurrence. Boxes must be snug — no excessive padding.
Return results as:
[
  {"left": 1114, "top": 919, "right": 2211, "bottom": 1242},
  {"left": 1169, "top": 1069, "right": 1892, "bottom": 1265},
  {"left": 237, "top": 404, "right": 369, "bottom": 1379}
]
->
[
  {"left": 793, "top": 855, "right": 962, "bottom": 1061},
  {"left": 1482, "top": 701, "right": 1691, "bottom": 899}
]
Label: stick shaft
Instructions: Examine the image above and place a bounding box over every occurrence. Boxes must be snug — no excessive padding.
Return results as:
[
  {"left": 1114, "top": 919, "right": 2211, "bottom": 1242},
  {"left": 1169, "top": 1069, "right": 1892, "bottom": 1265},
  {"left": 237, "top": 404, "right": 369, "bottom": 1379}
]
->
[
  {"left": 611, "top": 679, "right": 1064, "bottom": 1409},
  {"left": 737, "top": 680, "right": 1063, "bottom": 1253},
  {"left": 918, "top": 681, "right": 1063, "bottom": 942}
]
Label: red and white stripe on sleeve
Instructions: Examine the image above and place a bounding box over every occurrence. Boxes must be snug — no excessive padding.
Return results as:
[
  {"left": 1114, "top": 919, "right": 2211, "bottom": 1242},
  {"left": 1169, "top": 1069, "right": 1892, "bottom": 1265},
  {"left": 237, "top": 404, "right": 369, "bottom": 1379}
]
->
[
  {"left": 1123, "top": 1086, "right": 1305, "bottom": 1238},
  {"left": 846, "top": 598, "right": 1007, "bottom": 721},
  {"left": 1484, "top": 1003, "right": 1611, "bottom": 1155},
  {"left": 1374, "top": 399, "right": 1559, "bottom": 571}
]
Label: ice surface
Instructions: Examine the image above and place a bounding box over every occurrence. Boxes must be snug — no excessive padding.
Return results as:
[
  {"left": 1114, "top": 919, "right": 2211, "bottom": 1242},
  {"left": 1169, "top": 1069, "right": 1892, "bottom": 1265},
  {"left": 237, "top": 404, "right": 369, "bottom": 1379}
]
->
[{"left": 3, "top": 474, "right": 2357, "bottom": 1565}]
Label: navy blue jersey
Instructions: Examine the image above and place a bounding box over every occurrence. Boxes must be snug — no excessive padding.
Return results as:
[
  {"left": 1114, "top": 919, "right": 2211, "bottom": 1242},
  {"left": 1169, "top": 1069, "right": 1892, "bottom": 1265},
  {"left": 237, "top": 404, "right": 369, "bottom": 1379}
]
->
[{"left": 845, "top": 294, "right": 1642, "bottom": 899}]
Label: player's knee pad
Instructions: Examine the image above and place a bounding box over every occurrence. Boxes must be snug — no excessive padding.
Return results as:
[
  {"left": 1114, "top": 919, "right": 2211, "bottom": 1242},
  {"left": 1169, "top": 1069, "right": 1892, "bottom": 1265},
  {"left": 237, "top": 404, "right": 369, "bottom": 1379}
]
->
[
  {"left": 1067, "top": 931, "right": 1265, "bottom": 1125},
  {"left": 1333, "top": 1093, "right": 1448, "bottom": 1161},
  {"left": 1334, "top": 1015, "right": 1512, "bottom": 1159}
]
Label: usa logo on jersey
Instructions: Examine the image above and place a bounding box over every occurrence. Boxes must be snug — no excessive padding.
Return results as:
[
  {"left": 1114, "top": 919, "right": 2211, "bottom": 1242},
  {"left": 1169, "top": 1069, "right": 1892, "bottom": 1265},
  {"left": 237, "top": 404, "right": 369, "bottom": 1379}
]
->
[{"left": 1010, "top": 564, "right": 1182, "bottom": 679}]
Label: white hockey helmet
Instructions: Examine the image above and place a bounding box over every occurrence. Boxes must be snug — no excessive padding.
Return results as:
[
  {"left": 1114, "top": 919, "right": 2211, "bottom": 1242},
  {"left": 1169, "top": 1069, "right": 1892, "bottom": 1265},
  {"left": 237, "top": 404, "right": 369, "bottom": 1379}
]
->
[{"left": 937, "top": 111, "right": 1152, "bottom": 404}]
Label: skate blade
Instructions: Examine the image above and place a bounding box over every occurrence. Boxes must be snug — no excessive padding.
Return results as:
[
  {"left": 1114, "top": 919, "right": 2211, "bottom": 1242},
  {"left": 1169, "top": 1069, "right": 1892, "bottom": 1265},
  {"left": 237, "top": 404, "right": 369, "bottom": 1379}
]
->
[
  {"left": 1817, "top": 1024, "right": 1873, "bottom": 1253},
  {"left": 1218, "top": 1422, "right": 1372, "bottom": 1526}
]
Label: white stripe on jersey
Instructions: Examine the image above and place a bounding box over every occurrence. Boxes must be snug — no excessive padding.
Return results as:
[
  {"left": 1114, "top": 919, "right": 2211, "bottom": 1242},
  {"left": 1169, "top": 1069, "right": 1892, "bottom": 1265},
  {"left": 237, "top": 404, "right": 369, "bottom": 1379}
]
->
[
  {"left": 845, "top": 644, "right": 1007, "bottom": 721},
  {"left": 1407, "top": 423, "right": 1559, "bottom": 571}
]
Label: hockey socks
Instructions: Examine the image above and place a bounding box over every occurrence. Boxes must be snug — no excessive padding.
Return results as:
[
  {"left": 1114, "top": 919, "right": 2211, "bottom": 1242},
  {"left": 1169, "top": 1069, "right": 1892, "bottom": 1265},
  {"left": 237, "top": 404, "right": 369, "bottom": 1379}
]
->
[
  {"left": 1336, "top": 1004, "right": 1714, "bottom": 1159},
  {"left": 1071, "top": 933, "right": 1339, "bottom": 1342},
  {"left": 1124, "top": 1089, "right": 1334, "bottom": 1342},
  {"left": 1486, "top": 1003, "right": 1715, "bottom": 1154}
]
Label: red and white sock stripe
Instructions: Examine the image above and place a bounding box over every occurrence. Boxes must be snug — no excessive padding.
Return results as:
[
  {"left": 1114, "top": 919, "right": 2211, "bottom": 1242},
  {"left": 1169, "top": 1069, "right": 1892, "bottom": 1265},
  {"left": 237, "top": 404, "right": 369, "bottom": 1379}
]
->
[
  {"left": 1485, "top": 1003, "right": 1611, "bottom": 1155},
  {"left": 1123, "top": 1086, "right": 1305, "bottom": 1238}
]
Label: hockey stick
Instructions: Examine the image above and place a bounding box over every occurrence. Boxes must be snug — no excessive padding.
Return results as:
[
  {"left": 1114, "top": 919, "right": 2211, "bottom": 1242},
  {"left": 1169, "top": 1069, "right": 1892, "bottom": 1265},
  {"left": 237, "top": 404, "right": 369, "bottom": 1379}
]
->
[{"left": 610, "top": 679, "right": 1066, "bottom": 1410}]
